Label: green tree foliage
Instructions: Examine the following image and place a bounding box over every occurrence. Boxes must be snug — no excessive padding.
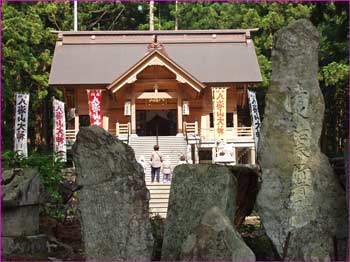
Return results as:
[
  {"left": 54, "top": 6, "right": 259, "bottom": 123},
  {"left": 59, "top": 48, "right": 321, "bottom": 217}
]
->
[
  {"left": 2, "top": 2, "right": 348, "bottom": 156},
  {"left": 311, "top": 3, "right": 349, "bottom": 155},
  {"left": 2, "top": 2, "right": 67, "bottom": 151},
  {"left": 176, "top": 2, "right": 314, "bottom": 105}
]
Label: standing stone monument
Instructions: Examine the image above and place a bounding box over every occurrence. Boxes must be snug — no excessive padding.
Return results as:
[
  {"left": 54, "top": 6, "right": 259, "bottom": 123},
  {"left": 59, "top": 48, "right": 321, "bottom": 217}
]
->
[
  {"left": 180, "top": 206, "right": 256, "bottom": 261},
  {"left": 2, "top": 168, "right": 47, "bottom": 257},
  {"left": 72, "top": 126, "right": 153, "bottom": 260},
  {"left": 161, "top": 164, "right": 237, "bottom": 260},
  {"left": 257, "top": 19, "right": 347, "bottom": 260}
]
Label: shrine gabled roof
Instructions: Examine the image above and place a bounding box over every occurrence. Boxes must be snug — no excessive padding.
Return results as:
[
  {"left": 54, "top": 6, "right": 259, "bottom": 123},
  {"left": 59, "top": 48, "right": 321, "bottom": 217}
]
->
[
  {"left": 49, "top": 29, "right": 262, "bottom": 86},
  {"left": 107, "top": 48, "right": 205, "bottom": 93}
]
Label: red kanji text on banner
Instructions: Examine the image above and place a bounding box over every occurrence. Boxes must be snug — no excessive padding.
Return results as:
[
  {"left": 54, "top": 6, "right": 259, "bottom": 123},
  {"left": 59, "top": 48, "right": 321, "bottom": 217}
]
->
[{"left": 87, "top": 90, "right": 103, "bottom": 127}]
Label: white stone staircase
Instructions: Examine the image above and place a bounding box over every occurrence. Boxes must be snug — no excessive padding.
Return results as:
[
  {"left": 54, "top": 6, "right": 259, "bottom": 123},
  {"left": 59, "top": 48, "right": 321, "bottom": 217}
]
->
[{"left": 129, "top": 135, "right": 187, "bottom": 217}]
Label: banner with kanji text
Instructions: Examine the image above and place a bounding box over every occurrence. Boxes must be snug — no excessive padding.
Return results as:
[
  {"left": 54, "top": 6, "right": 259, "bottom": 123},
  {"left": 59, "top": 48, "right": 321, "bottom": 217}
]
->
[
  {"left": 14, "top": 93, "right": 29, "bottom": 157},
  {"left": 53, "top": 99, "right": 67, "bottom": 161},
  {"left": 87, "top": 90, "right": 103, "bottom": 126},
  {"left": 212, "top": 87, "right": 227, "bottom": 142},
  {"left": 248, "top": 90, "right": 261, "bottom": 151}
]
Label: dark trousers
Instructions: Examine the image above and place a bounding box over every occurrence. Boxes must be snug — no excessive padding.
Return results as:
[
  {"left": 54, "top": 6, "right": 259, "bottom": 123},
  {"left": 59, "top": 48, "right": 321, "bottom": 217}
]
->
[{"left": 151, "top": 167, "right": 160, "bottom": 182}]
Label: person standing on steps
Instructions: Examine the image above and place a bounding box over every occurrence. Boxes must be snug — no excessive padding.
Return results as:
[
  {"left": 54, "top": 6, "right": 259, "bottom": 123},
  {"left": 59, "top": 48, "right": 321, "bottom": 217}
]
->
[
  {"left": 137, "top": 155, "right": 147, "bottom": 174},
  {"left": 150, "top": 144, "right": 163, "bottom": 183},
  {"left": 162, "top": 155, "right": 172, "bottom": 183}
]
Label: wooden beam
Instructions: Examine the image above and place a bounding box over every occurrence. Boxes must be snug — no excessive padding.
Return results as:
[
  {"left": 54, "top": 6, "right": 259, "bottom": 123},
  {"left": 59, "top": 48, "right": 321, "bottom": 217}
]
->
[
  {"left": 137, "top": 104, "right": 177, "bottom": 110},
  {"left": 135, "top": 91, "right": 178, "bottom": 99},
  {"left": 134, "top": 79, "right": 177, "bottom": 84}
]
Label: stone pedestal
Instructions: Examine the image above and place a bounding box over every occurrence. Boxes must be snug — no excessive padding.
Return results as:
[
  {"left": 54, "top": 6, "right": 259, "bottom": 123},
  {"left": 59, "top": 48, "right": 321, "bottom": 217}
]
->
[
  {"left": 2, "top": 235, "right": 47, "bottom": 257},
  {"left": 2, "top": 168, "right": 46, "bottom": 256}
]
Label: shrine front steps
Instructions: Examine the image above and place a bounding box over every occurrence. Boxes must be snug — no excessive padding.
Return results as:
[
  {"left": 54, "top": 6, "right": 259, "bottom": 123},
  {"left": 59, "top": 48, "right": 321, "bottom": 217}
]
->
[{"left": 146, "top": 182, "right": 171, "bottom": 218}]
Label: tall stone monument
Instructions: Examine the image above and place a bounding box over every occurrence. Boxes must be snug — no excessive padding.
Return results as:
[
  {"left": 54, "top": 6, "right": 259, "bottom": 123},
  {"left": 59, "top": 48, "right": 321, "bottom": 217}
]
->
[
  {"left": 257, "top": 19, "right": 347, "bottom": 260},
  {"left": 72, "top": 126, "right": 153, "bottom": 260}
]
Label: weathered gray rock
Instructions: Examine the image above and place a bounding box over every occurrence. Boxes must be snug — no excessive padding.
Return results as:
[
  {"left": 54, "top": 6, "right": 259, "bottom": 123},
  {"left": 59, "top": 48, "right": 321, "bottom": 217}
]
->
[
  {"left": 257, "top": 19, "right": 347, "bottom": 260},
  {"left": 2, "top": 168, "right": 41, "bottom": 237},
  {"left": 2, "top": 168, "right": 40, "bottom": 208},
  {"left": 180, "top": 207, "right": 255, "bottom": 261},
  {"left": 72, "top": 126, "right": 153, "bottom": 260},
  {"left": 161, "top": 164, "right": 237, "bottom": 260},
  {"left": 2, "top": 235, "right": 48, "bottom": 257},
  {"left": 284, "top": 221, "right": 334, "bottom": 260},
  {"left": 2, "top": 168, "right": 45, "bottom": 256},
  {"left": 2, "top": 206, "right": 40, "bottom": 237}
]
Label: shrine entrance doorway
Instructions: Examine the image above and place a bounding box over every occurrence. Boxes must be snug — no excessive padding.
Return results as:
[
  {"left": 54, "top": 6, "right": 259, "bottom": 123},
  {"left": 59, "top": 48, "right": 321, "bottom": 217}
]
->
[{"left": 136, "top": 110, "right": 177, "bottom": 136}]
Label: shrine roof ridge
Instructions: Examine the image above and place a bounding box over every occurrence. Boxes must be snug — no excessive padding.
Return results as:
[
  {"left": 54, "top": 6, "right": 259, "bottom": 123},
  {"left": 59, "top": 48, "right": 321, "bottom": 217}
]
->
[{"left": 52, "top": 29, "right": 259, "bottom": 36}]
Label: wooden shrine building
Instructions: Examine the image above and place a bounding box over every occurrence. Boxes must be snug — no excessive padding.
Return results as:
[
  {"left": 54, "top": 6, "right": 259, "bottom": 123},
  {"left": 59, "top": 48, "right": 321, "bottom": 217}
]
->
[{"left": 49, "top": 29, "right": 262, "bottom": 166}]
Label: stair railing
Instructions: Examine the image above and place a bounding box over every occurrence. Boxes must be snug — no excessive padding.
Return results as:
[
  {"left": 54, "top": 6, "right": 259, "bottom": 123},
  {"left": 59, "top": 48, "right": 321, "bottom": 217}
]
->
[
  {"left": 183, "top": 121, "right": 201, "bottom": 163},
  {"left": 116, "top": 122, "right": 131, "bottom": 144}
]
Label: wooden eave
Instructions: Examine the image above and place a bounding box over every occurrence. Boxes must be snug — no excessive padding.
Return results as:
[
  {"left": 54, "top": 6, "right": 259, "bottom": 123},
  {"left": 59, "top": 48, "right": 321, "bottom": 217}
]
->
[{"left": 107, "top": 50, "right": 206, "bottom": 93}]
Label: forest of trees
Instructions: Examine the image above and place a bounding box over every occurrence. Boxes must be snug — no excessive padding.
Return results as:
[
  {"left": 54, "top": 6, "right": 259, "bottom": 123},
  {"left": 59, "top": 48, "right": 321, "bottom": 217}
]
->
[{"left": 2, "top": 2, "right": 348, "bottom": 157}]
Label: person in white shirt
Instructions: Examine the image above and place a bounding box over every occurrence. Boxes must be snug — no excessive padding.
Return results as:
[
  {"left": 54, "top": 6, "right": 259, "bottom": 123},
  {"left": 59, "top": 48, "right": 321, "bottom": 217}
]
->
[
  {"left": 138, "top": 155, "right": 147, "bottom": 174},
  {"left": 162, "top": 155, "right": 172, "bottom": 183},
  {"left": 150, "top": 145, "right": 163, "bottom": 183}
]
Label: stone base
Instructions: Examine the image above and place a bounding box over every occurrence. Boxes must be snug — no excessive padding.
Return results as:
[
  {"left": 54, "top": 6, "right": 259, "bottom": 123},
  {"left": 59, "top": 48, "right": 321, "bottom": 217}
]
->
[
  {"left": 2, "top": 234, "right": 47, "bottom": 256},
  {"left": 2, "top": 206, "right": 39, "bottom": 236}
]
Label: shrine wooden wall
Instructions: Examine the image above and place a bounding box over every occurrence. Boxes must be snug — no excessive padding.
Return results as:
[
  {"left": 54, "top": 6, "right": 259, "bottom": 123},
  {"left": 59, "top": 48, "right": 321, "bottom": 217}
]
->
[{"left": 62, "top": 82, "right": 250, "bottom": 132}]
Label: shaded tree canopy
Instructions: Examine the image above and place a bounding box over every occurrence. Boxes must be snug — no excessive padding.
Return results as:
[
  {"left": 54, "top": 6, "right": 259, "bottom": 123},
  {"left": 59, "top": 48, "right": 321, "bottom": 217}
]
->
[{"left": 2, "top": 2, "right": 348, "bottom": 156}]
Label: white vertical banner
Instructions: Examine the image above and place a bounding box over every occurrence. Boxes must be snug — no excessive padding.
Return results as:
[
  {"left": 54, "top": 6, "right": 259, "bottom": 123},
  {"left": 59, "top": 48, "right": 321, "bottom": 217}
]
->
[
  {"left": 182, "top": 100, "right": 189, "bottom": 115},
  {"left": 14, "top": 93, "right": 30, "bottom": 157},
  {"left": 247, "top": 90, "right": 261, "bottom": 150},
  {"left": 53, "top": 98, "right": 67, "bottom": 162},
  {"left": 124, "top": 101, "right": 131, "bottom": 116},
  {"left": 212, "top": 87, "right": 227, "bottom": 142}
]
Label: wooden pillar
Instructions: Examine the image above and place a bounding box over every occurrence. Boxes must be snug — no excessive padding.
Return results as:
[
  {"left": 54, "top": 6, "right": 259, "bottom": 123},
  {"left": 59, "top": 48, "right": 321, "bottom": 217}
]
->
[
  {"left": 233, "top": 87, "right": 238, "bottom": 137},
  {"left": 177, "top": 95, "right": 183, "bottom": 134},
  {"left": 103, "top": 116, "right": 109, "bottom": 131},
  {"left": 232, "top": 146, "right": 237, "bottom": 164},
  {"left": 74, "top": 116, "right": 79, "bottom": 135},
  {"left": 131, "top": 95, "right": 136, "bottom": 134},
  {"left": 250, "top": 147, "right": 256, "bottom": 165},
  {"left": 194, "top": 145, "right": 199, "bottom": 164},
  {"left": 212, "top": 147, "right": 216, "bottom": 164},
  {"left": 200, "top": 115, "right": 207, "bottom": 139}
]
